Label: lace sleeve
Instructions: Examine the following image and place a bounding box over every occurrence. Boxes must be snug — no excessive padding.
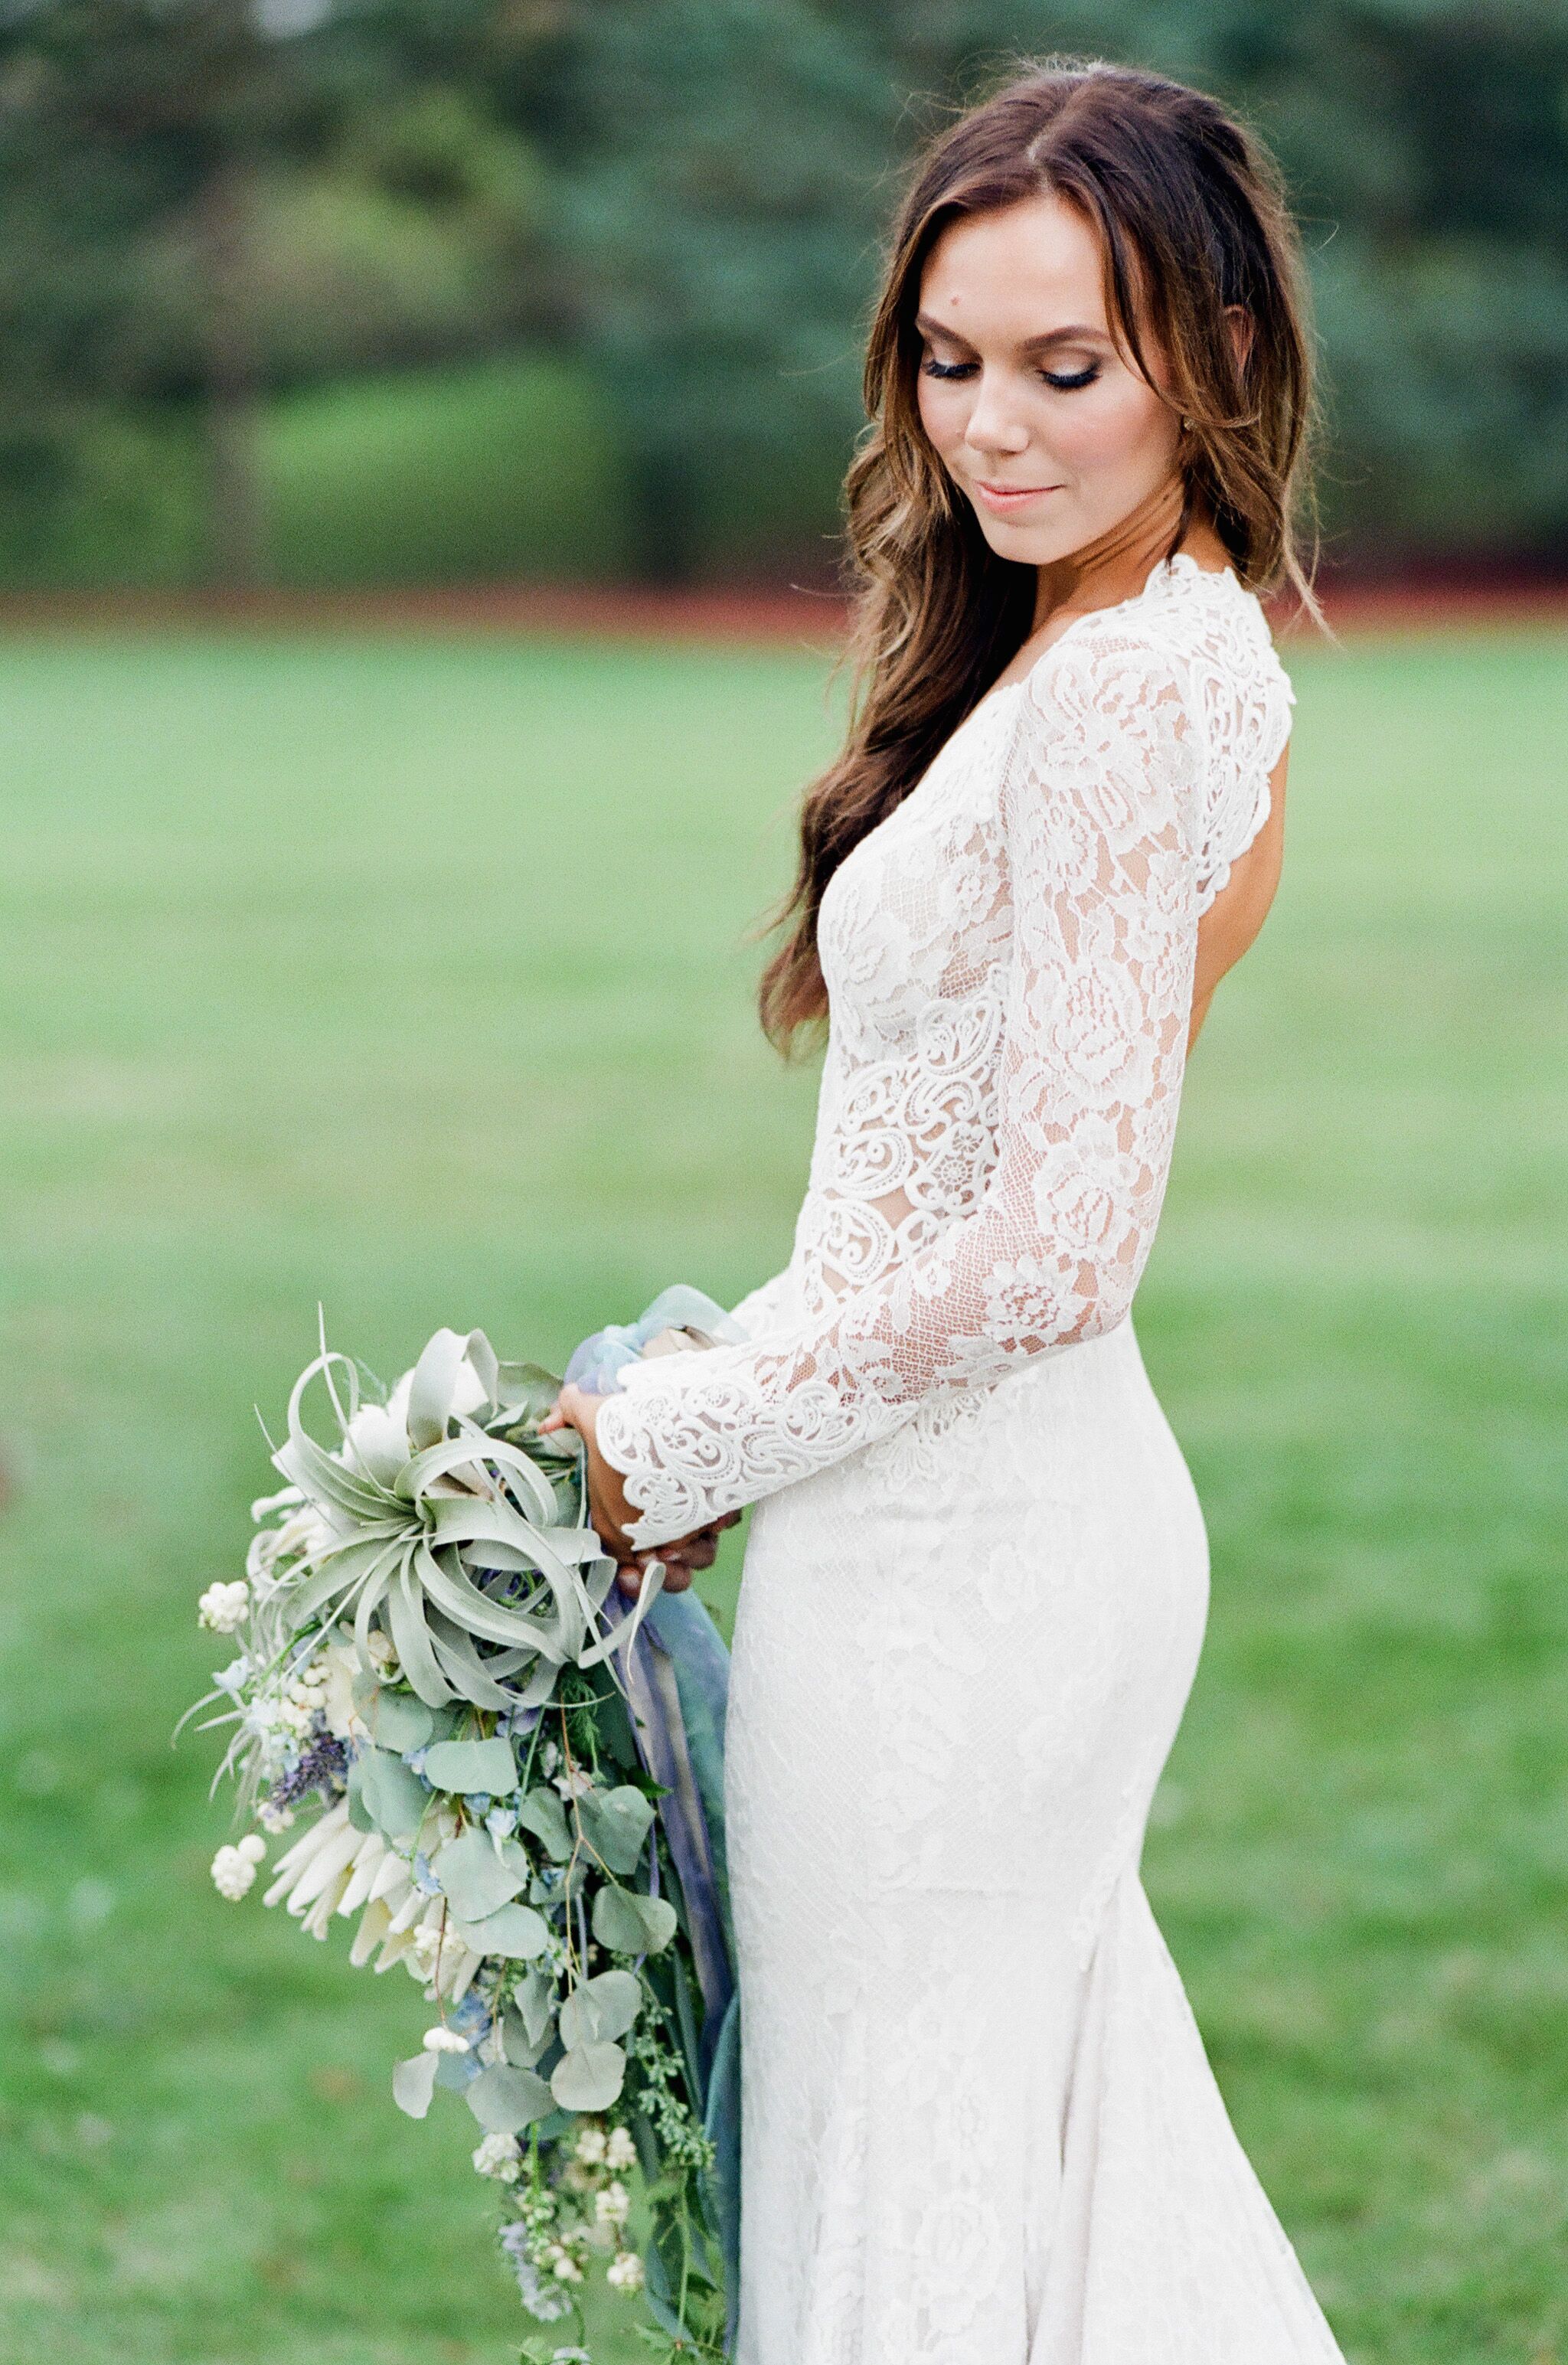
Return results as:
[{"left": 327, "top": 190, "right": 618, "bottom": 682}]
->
[
  {"left": 597, "top": 629, "right": 1203, "bottom": 1548},
  {"left": 726, "top": 1269, "right": 796, "bottom": 1342}
]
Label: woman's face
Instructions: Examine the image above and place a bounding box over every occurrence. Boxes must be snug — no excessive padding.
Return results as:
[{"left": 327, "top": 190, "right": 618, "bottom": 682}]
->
[{"left": 915, "top": 191, "right": 1181, "bottom": 565}]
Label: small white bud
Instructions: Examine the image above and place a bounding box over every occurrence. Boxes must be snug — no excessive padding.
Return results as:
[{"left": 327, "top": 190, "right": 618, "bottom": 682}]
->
[
  {"left": 198, "top": 1579, "right": 250, "bottom": 1635},
  {"left": 210, "top": 1844, "right": 260, "bottom": 1900},
  {"left": 595, "top": 2179, "right": 631, "bottom": 2229},
  {"left": 606, "top": 2249, "right": 645, "bottom": 2293},
  {"left": 420, "top": 2025, "right": 470, "bottom": 2055},
  {"left": 471, "top": 2131, "right": 521, "bottom": 2180}
]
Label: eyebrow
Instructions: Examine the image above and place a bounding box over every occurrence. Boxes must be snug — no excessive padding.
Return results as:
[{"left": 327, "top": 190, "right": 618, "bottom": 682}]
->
[{"left": 914, "top": 315, "right": 1110, "bottom": 351}]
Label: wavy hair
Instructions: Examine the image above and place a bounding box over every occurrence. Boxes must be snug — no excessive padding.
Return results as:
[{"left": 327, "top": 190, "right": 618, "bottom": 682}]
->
[{"left": 759, "top": 57, "right": 1318, "bottom": 1050}]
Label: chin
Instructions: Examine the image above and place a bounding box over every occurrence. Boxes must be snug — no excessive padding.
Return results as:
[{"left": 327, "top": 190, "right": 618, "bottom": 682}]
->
[{"left": 972, "top": 512, "right": 1084, "bottom": 567}]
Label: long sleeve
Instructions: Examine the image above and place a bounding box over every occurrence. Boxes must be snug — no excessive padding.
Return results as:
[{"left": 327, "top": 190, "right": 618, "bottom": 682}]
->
[
  {"left": 598, "top": 630, "right": 1203, "bottom": 1549},
  {"left": 727, "top": 1268, "right": 797, "bottom": 1342}
]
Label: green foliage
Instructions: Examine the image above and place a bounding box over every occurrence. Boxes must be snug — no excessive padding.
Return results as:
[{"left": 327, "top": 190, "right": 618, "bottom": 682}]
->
[
  {"left": 0, "top": 1, "right": 1563, "bottom": 577},
  {"left": 261, "top": 354, "right": 631, "bottom": 585}
]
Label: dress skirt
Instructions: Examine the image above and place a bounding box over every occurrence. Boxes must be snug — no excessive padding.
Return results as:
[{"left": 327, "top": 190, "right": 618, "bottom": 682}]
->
[{"left": 722, "top": 1316, "right": 1346, "bottom": 2365}]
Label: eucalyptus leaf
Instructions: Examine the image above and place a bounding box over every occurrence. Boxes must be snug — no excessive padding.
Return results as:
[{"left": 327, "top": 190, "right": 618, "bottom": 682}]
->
[
  {"left": 516, "top": 1787, "right": 573, "bottom": 1861},
  {"left": 584, "top": 1967, "right": 642, "bottom": 2041},
  {"left": 354, "top": 1743, "right": 429, "bottom": 1844},
  {"left": 577, "top": 1785, "right": 655, "bottom": 1876},
  {"left": 591, "top": 1884, "right": 677, "bottom": 1958},
  {"left": 433, "top": 1829, "right": 527, "bottom": 1922},
  {"left": 391, "top": 2051, "right": 439, "bottom": 2120},
  {"left": 363, "top": 1690, "right": 435, "bottom": 1753},
  {"left": 559, "top": 1968, "right": 642, "bottom": 2050},
  {"left": 466, "top": 2060, "right": 555, "bottom": 2135},
  {"left": 452, "top": 1900, "right": 550, "bottom": 1960},
  {"left": 557, "top": 1986, "right": 603, "bottom": 2049},
  {"left": 422, "top": 1736, "right": 518, "bottom": 1796},
  {"left": 501, "top": 2005, "right": 554, "bottom": 2069},
  {"left": 511, "top": 1965, "right": 556, "bottom": 2048},
  {"left": 550, "top": 2040, "right": 626, "bottom": 2113},
  {"left": 435, "top": 2047, "right": 480, "bottom": 2091}
]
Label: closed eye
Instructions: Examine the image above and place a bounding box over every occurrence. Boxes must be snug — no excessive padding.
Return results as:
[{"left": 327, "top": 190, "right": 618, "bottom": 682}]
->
[{"left": 920, "top": 357, "right": 1102, "bottom": 392}]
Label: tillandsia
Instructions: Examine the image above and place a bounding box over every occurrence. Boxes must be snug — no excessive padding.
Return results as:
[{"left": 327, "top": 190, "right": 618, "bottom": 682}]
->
[{"left": 187, "top": 1306, "right": 741, "bottom": 2360}]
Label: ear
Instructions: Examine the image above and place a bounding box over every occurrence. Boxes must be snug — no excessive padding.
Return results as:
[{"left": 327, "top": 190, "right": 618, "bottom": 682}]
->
[{"left": 1223, "top": 305, "right": 1255, "bottom": 375}]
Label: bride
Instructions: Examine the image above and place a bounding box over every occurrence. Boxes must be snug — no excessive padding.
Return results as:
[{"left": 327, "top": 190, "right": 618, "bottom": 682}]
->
[{"left": 544, "top": 57, "right": 1346, "bottom": 2365}]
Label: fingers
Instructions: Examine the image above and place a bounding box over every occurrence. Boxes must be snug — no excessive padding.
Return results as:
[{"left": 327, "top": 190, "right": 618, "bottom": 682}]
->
[{"left": 615, "top": 1557, "right": 694, "bottom": 1599}]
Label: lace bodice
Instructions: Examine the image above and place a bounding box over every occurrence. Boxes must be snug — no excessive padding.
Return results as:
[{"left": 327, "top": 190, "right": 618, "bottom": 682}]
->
[{"left": 599, "top": 555, "right": 1292, "bottom": 1550}]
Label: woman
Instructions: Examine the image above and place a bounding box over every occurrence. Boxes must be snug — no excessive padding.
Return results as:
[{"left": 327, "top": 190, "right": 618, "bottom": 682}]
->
[{"left": 545, "top": 58, "right": 1344, "bottom": 2365}]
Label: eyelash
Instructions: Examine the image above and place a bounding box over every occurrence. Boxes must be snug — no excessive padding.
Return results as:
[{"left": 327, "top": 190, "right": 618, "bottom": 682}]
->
[{"left": 920, "top": 358, "right": 1100, "bottom": 392}]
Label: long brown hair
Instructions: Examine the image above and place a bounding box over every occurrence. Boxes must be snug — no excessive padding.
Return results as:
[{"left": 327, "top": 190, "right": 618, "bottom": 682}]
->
[{"left": 760, "top": 57, "right": 1318, "bottom": 1051}]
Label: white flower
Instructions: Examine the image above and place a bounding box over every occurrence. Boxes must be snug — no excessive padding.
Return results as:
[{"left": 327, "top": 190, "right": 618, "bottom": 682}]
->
[
  {"left": 198, "top": 1579, "right": 250, "bottom": 1634},
  {"left": 595, "top": 2180, "right": 631, "bottom": 2229},
  {"left": 340, "top": 1398, "right": 408, "bottom": 1482},
  {"left": 472, "top": 2131, "right": 521, "bottom": 2181},
  {"left": 604, "top": 2125, "right": 637, "bottom": 2171},
  {"left": 257, "top": 1798, "right": 296, "bottom": 1834},
  {"left": 544, "top": 2242, "right": 584, "bottom": 2285},
  {"left": 211, "top": 1841, "right": 263, "bottom": 1900},
  {"left": 573, "top": 2122, "right": 607, "bottom": 2166},
  {"left": 421, "top": 2024, "right": 469, "bottom": 2055},
  {"left": 551, "top": 1763, "right": 595, "bottom": 1801},
  {"left": 314, "top": 1638, "right": 369, "bottom": 1744},
  {"left": 606, "top": 2249, "right": 645, "bottom": 2293}
]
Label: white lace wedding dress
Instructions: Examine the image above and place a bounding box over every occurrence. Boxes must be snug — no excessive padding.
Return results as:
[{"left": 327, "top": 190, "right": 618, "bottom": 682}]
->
[{"left": 599, "top": 554, "right": 1348, "bottom": 2363}]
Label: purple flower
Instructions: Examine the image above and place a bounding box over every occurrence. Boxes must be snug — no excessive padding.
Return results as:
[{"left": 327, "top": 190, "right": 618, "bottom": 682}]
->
[{"left": 268, "top": 1733, "right": 348, "bottom": 1811}]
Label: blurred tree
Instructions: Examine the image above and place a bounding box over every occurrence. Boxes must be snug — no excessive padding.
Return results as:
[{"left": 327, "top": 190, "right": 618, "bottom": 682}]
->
[
  {"left": 514, "top": 0, "right": 902, "bottom": 580},
  {"left": 0, "top": 0, "right": 1561, "bottom": 582},
  {"left": 0, "top": 0, "right": 550, "bottom": 583}
]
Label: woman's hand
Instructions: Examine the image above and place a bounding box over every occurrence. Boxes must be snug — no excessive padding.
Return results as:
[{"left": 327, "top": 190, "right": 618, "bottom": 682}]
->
[{"left": 541, "top": 1382, "right": 740, "bottom": 1598}]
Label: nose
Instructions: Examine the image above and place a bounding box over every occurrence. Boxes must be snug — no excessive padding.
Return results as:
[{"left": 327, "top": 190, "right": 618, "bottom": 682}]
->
[{"left": 962, "top": 370, "right": 1032, "bottom": 461}]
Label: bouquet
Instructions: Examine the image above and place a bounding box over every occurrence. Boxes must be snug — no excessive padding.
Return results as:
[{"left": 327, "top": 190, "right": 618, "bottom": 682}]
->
[{"left": 187, "top": 1296, "right": 742, "bottom": 2361}]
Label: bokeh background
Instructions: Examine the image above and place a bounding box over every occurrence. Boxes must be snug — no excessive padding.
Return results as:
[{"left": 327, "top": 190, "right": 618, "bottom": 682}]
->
[{"left": 0, "top": 6, "right": 1564, "bottom": 2364}]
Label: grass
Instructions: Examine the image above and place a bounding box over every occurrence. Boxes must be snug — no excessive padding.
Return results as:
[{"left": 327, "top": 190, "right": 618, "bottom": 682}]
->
[{"left": 0, "top": 618, "right": 1563, "bottom": 2364}]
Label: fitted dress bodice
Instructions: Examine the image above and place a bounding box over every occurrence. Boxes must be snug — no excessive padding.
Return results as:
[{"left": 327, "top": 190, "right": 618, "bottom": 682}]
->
[{"left": 600, "top": 554, "right": 1294, "bottom": 1537}]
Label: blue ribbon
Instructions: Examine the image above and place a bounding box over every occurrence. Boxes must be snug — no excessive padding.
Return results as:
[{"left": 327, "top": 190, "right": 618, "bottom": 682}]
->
[{"left": 573, "top": 1288, "right": 743, "bottom": 2352}]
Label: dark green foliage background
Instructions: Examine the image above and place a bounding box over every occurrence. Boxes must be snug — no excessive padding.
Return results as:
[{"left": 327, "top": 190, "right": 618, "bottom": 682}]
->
[{"left": 0, "top": 0, "right": 1561, "bottom": 584}]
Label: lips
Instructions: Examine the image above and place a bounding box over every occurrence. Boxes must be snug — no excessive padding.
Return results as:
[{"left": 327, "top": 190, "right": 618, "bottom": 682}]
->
[{"left": 973, "top": 480, "right": 1060, "bottom": 510}]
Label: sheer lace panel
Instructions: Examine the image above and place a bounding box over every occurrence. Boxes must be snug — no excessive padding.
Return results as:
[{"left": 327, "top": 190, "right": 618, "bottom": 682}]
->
[{"left": 599, "top": 598, "right": 1223, "bottom": 1549}]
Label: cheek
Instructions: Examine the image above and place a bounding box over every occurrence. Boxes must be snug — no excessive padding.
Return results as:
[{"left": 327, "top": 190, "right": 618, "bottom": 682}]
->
[
  {"left": 1052, "top": 377, "right": 1176, "bottom": 479},
  {"left": 916, "top": 375, "right": 965, "bottom": 460}
]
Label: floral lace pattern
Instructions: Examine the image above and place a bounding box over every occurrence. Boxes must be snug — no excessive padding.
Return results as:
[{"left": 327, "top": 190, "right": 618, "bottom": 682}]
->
[
  {"left": 598, "top": 558, "right": 1293, "bottom": 1548},
  {"left": 597, "top": 559, "right": 1346, "bottom": 2363}
]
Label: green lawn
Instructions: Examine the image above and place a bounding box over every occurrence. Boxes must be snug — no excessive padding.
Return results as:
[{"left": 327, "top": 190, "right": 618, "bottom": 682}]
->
[{"left": 0, "top": 620, "right": 1563, "bottom": 2365}]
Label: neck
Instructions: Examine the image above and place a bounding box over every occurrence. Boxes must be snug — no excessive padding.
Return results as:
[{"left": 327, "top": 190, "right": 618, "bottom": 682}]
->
[{"left": 1031, "top": 476, "right": 1218, "bottom": 634}]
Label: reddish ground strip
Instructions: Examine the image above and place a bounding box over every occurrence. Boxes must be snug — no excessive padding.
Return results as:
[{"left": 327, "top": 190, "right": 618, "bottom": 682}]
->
[{"left": 0, "top": 575, "right": 1561, "bottom": 643}]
